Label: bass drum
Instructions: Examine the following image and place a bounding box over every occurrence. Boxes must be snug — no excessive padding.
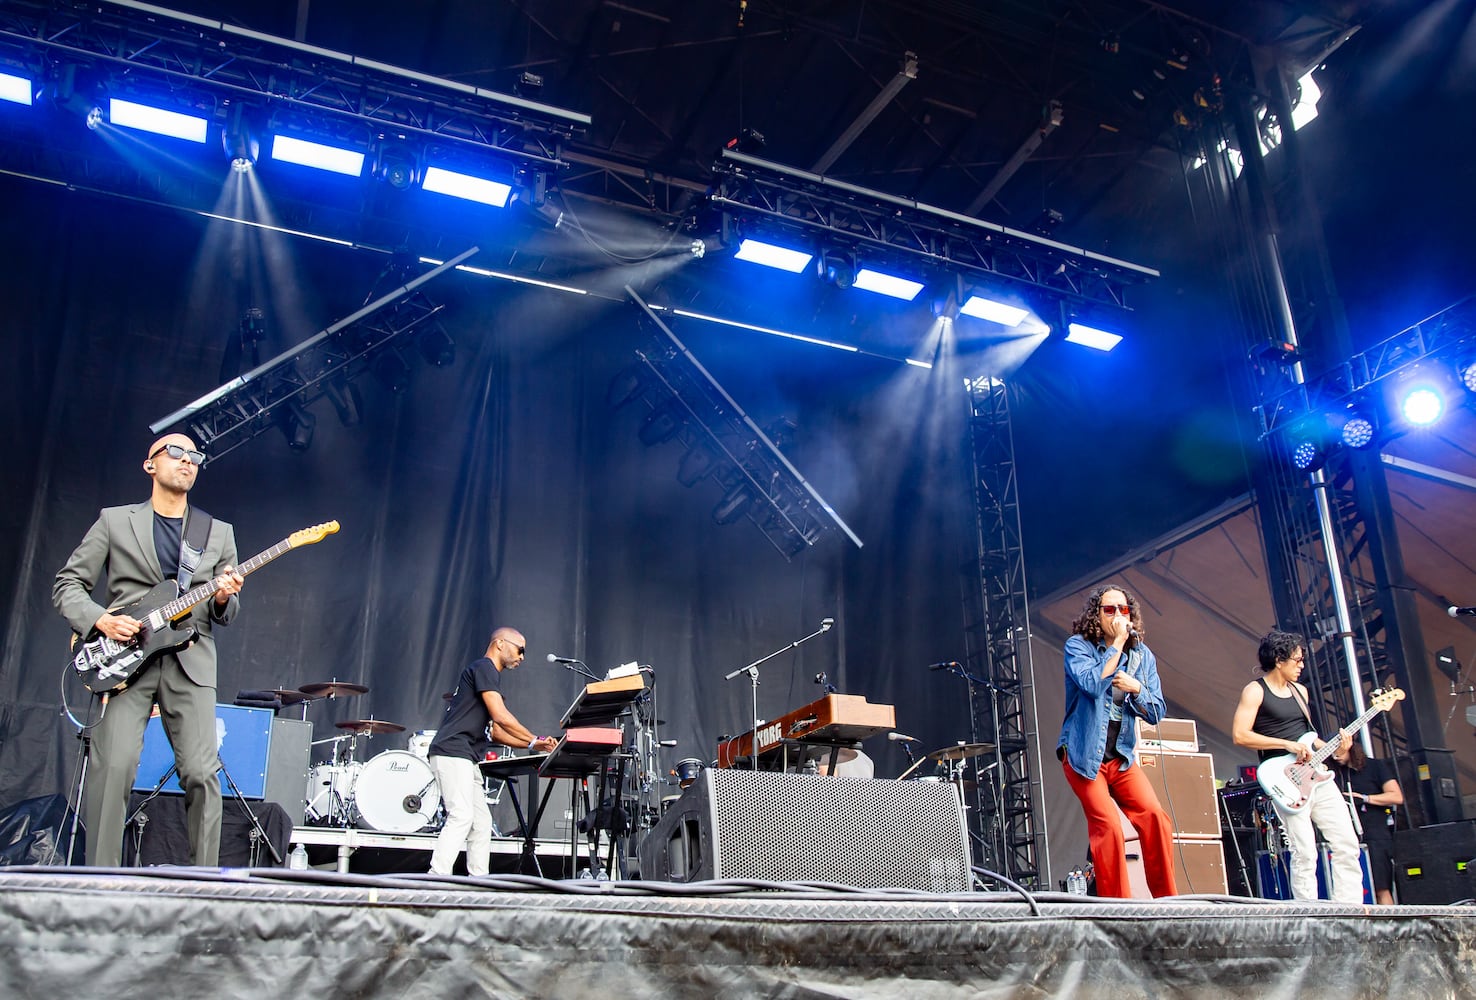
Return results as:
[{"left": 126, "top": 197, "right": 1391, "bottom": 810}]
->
[
  {"left": 304, "top": 762, "right": 361, "bottom": 825},
  {"left": 352, "top": 750, "right": 440, "bottom": 833}
]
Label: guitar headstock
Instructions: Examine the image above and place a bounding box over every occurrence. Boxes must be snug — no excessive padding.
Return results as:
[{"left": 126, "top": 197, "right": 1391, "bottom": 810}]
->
[
  {"left": 1369, "top": 687, "right": 1405, "bottom": 713},
  {"left": 289, "top": 520, "right": 341, "bottom": 547}
]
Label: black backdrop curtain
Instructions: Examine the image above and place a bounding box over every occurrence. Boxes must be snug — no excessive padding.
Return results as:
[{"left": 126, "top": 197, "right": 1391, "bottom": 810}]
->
[{"left": 0, "top": 176, "right": 976, "bottom": 812}]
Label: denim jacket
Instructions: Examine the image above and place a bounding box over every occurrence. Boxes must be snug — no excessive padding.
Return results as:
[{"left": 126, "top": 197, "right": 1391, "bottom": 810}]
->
[{"left": 1057, "top": 633, "right": 1168, "bottom": 779}]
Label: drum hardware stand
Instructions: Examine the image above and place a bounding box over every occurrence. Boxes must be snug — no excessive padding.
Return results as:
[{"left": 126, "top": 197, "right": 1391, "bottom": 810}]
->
[
  {"left": 933, "top": 661, "right": 1011, "bottom": 876},
  {"left": 723, "top": 617, "right": 835, "bottom": 769}
]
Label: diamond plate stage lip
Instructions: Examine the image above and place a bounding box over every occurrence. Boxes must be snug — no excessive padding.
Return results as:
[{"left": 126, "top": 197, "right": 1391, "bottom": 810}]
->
[{"left": 0, "top": 868, "right": 1423, "bottom": 921}]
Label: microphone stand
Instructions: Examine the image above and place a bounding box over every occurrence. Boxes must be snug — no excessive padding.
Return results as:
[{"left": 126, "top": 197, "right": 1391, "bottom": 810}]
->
[
  {"left": 724, "top": 619, "right": 835, "bottom": 770},
  {"left": 552, "top": 658, "right": 601, "bottom": 682}
]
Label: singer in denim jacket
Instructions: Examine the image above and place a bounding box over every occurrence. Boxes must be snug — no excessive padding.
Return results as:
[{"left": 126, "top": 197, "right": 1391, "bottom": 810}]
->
[{"left": 1056, "top": 584, "right": 1178, "bottom": 898}]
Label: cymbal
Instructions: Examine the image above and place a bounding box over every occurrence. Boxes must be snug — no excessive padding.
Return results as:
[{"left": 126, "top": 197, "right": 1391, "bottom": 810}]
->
[
  {"left": 926, "top": 742, "right": 995, "bottom": 762},
  {"left": 269, "top": 688, "right": 308, "bottom": 707},
  {"left": 300, "top": 681, "right": 369, "bottom": 698},
  {"left": 335, "top": 719, "right": 405, "bottom": 736}
]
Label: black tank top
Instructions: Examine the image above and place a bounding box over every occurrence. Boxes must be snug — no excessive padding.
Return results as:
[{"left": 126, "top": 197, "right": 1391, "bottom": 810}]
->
[{"left": 1252, "top": 677, "right": 1312, "bottom": 761}]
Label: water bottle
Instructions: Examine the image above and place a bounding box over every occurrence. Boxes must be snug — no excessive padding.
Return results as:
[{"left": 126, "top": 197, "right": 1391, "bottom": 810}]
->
[
  {"left": 289, "top": 843, "right": 309, "bottom": 871},
  {"left": 1066, "top": 868, "right": 1078, "bottom": 893}
]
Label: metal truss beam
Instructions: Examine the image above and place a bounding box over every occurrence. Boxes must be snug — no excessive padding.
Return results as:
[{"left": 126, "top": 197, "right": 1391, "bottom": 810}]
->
[
  {"left": 710, "top": 149, "right": 1159, "bottom": 311},
  {"left": 1257, "top": 296, "right": 1476, "bottom": 439},
  {"left": 0, "top": 0, "right": 588, "bottom": 168},
  {"left": 151, "top": 248, "right": 475, "bottom": 462},
  {"left": 624, "top": 288, "right": 862, "bottom": 559},
  {"left": 960, "top": 375, "right": 1046, "bottom": 888}
]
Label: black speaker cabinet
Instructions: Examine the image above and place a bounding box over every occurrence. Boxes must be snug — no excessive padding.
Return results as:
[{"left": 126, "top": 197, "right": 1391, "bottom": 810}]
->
[
  {"left": 1394, "top": 820, "right": 1476, "bottom": 905},
  {"left": 637, "top": 769, "right": 970, "bottom": 891}
]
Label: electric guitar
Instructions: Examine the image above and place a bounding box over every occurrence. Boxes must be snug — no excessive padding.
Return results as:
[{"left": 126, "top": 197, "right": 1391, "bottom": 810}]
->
[
  {"left": 1255, "top": 687, "right": 1405, "bottom": 813},
  {"left": 69, "top": 520, "right": 339, "bottom": 694}
]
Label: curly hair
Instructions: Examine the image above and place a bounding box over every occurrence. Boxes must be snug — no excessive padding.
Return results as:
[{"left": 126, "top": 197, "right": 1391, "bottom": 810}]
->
[
  {"left": 1256, "top": 629, "right": 1305, "bottom": 672},
  {"left": 1069, "top": 584, "right": 1145, "bottom": 647}
]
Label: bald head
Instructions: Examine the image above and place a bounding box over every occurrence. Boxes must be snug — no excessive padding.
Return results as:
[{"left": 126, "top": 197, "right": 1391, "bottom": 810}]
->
[
  {"left": 487, "top": 626, "right": 527, "bottom": 669},
  {"left": 144, "top": 433, "right": 204, "bottom": 506}
]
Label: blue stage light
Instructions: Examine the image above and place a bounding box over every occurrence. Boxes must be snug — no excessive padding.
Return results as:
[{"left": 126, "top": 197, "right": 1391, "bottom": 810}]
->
[
  {"left": 959, "top": 296, "right": 1028, "bottom": 326},
  {"left": 108, "top": 98, "right": 208, "bottom": 143},
  {"left": 1340, "top": 414, "right": 1375, "bottom": 449},
  {"left": 1064, "top": 322, "right": 1123, "bottom": 352},
  {"left": 1400, "top": 385, "right": 1444, "bottom": 426},
  {"left": 1458, "top": 356, "right": 1476, "bottom": 394},
  {"left": 421, "top": 166, "right": 512, "bottom": 207},
  {"left": 1291, "top": 438, "right": 1322, "bottom": 471},
  {"left": 733, "top": 238, "right": 813, "bottom": 273},
  {"left": 853, "top": 268, "right": 925, "bottom": 301},
  {"left": 0, "top": 71, "right": 32, "bottom": 106},
  {"left": 270, "top": 134, "right": 365, "bottom": 176}
]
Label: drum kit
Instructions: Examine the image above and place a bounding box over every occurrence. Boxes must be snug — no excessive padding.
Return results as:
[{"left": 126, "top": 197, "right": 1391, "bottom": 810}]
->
[{"left": 287, "top": 680, "right": 444, "bottom": 834}]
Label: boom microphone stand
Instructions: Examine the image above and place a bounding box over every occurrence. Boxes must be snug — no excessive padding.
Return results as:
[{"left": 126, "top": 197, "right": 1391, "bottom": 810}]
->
[{"left": 723, "top": 618, "right": 835, "bottom": 769}]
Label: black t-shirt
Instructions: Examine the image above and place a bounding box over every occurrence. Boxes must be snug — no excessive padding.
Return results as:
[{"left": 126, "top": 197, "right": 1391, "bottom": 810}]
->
[
  {"left": 428, "top": 657, "right": 503, "bottom": 763},
  {"left": 1332, "top": 756, "right": 1399, "bottom": 845},
  {"left": 153, "top": 512, "right": 184, "bottom": 584},
  {"left": 1252, "top": 677, "right": 1313, "bottom": 761}
]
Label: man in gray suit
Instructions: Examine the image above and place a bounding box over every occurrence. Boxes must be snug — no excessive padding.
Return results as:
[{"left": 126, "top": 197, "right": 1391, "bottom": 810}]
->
[{"left": 54, "top": 432, "right": 244, "bottom": 867}]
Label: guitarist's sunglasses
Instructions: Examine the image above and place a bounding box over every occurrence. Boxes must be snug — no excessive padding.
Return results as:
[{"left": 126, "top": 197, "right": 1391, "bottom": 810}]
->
[{"left": 150, "top": 443, "right": 207, "bottom": 466}]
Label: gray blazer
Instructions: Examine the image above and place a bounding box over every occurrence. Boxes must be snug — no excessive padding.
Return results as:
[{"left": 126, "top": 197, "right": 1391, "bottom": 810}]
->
[{"left": 54, "top": 501, "right": 240, "bottom": 688}]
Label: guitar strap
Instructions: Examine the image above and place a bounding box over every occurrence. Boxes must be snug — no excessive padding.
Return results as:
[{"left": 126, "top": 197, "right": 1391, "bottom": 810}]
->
[
  {"left": 176, "top": 506, "right": 214, "bottom": 596},
  {"left": 1287, "top": 681, "right": 1316, "bottom": 732}
]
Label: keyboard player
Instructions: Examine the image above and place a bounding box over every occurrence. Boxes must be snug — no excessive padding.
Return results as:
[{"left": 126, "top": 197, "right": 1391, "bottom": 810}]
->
[{"left": 427, "top": 626, "right": 558, "bottom": 877}]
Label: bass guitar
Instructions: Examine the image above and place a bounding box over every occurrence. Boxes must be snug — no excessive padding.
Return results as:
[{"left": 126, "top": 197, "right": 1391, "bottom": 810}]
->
[
  {"left": 69, "top": 520, "right": 339, "bottom": 694},
  {"left": 1255, "top": 687, "right": 1405, "bottom": 813}
]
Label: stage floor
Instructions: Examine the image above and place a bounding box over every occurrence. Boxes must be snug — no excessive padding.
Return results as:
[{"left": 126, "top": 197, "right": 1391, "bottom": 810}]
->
[{"left": 0, "top": 867, "right": 1472, "bottom": 999}]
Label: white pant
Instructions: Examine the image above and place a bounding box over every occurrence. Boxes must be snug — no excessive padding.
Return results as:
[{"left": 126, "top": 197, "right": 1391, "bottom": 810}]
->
[
  {"left": 1271, "top": 778, "right": 1364, "bottom": 904},
  {"left": 429, "top": 755, "right": 491, "bottom": 876}
]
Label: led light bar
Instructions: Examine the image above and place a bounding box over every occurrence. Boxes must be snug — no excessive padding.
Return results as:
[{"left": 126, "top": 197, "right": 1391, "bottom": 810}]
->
[
  {"left": 960, "top": 296, "right": 1029, "bottom": 326},
  {"left": 270, "top": 134, "right": 365, "bottom": 176},
  {"left": 1065, "top": 322, "right": 1123, "bottom": 352},
  {"left": 108, "top": 97, "right": 208, "bottom": 142},
  {"left": 0, "top": 71, "right": 32, "bottom": 106},
  {"left": 853, "top": 268, "right": 925, "bottom": 301},
  {"left": 421, "top": 166, "right": 512, "bottom": 207},
  {"left": 733, "top": 238, "right": 813, "bottom": 273}
]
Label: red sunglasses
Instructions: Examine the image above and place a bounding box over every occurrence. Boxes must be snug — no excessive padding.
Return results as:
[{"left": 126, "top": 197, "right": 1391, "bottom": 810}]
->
[{"left": 1099, "top": 604, "right": 1132, "bottom": 616}]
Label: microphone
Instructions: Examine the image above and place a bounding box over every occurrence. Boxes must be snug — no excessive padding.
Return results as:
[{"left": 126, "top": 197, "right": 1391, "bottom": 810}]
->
[
  {"left": 928, "top": 661, "right": 961, "bottom": 671},
  {"left": 546, "top": 653, "right": 581, "bottom": 664},
  {"left": 1449, "top": 606, "right": 1476, "bottom": 618},
  {"left": 888, "top": 732, "right": 920, "bottom": 743},
  {"left": 1129, "top": 627, "right": 1141, "bottom": 640},
  {"left": 820, "top": 617, "right": 835, "bottom": 631}
]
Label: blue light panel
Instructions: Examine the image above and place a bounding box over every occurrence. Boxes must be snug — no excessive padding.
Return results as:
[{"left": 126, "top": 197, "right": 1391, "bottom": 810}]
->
[
  {"left": 270, "top": 134, "right": 366, "bottom": 176},
  {"left": 960, "top": 295, "right": 1029, "bottom": 326},
  {"left": 0, "top": 72, "right": 32, "bottom": 106},
  {"left": 108, "top": 98, "right": 208, "bottom": 143},
  {"left": 1400, "top": 386, "right": 1444, "bottom": 426},
  {"left": 853, "top": 268, "right": 925, "bottom": 301},
  {"left": 1065, "top": 322, "right": 1123, "bottom": 352},
  {"left": 733, "top": 238, "right": 814, "bottom": 273},
  {"left": 421, "top": 166, "right": 512, "bottom": 207}
]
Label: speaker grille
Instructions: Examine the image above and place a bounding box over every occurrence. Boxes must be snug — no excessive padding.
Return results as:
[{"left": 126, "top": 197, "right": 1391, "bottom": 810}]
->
[{"left": 653, "top": 770, "right": 970, "bottom": 892}]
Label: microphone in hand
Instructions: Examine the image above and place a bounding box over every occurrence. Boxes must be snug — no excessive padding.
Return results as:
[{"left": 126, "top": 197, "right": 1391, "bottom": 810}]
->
[{"left": 1449, "top": 606, "right": 1476, "bottom": 618}]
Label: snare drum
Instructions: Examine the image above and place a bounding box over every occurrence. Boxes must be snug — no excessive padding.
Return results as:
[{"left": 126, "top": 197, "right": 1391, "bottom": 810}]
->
[
  {"left": 408, "top": 729, "right": 436, "bottom": 760},
  {"left": 352, "top": 750, "right": 440, "bottom": 833}
]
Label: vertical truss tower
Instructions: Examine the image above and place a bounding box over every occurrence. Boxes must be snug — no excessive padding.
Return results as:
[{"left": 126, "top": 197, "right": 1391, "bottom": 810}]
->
[{"left": 961, "top": 375, "right": 1048, "bottom": 887}]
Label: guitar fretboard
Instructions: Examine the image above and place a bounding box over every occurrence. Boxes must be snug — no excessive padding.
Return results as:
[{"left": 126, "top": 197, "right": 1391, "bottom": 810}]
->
[{"left": 155, "top": 538, "right": 295, "bottom": 622}]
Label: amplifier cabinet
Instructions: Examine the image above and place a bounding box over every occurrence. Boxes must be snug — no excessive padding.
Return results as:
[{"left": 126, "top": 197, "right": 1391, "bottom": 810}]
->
[
  {"left": 1124, "top": 835, "right": 1228, "bottom": 896},
  {"left": 1393, "top": 821, "right": 1476, "bottom": 905},
  {"left": 637, "top": 769, "right": 970, "bottom": 891},
  {"left": 1138, "top": 751, "right": 1219, "bottom": 837}
]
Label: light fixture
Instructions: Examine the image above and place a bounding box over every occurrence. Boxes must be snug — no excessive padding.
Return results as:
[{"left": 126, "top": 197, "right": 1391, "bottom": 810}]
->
[
  {"left": 1064, "top": 322, "right": 1123, "bottom": 352},
  {"left": 1290, "top": 436, "right": 1325, "bottom": 472},
  {"left": 607, "top": 365, "right": 646, "bottom": 409},
  {"left": 422, "top": 165, "right": 512, "bottom": 207},
  {"left": 853, "top": 268, "right": 925, "bottom": 301},
  {"left": 278, "top": 399, "right": 316, "bottom": 452},
  {"left": 820, "top": 249, "right": 855, "bottom": 289},
  {"left": 416, "top": 323, "right": 455, "bottom": 367},
  {"left": 733, "top": 238, "right": 813, "bottom": 273},
  {"left": 372, "top": 351, "right": 411, "bottom": 393},
  {"left": 107, "top": 97, "right": 209, "bottom": 143},
  {"left": 712, "top": 481, "right": 755, "bottom": 525},
  {"left": 960, "top": 295, "right": 1030, "bottom": 327},
  {"left": 374, "top": 143, "right": 420, "bottom": 190},
  {"left": 638, "top": 398, "right": 685, "bottom": 447},
  {"left": 677, "top": 445, "right": 720, "bottom": 487},
  {"left": 222, "top": 105, "right": 258, "bottom": 172},
  {"left": 1456, "top": 353, "right": 1476, "bottom": 394},
  {"left": 0, "top": 71, "right": 33, "bottom": 106},
  {"left": 325, "top": 379, "right": 362, "bottom": 426},
  {"left": 1339, "top": 411, "right": 1376, "bottom": 449},
  {"left": 270, "top": 134, "right": 366, "bottom": 176},
  {"left": 1400, "top": 385, "right": 1445, "bottom": 426}
]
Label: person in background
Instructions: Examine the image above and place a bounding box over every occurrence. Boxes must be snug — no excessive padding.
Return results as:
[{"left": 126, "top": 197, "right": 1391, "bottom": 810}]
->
[{"left": 1331, "top": 741, "right": 1403, "bottom": 905}]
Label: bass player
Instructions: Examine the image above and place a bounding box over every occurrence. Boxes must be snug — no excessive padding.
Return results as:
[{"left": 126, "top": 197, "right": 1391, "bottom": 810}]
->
[{"left": 1231, "top": 629, "right": 1363, "bottom": 904}]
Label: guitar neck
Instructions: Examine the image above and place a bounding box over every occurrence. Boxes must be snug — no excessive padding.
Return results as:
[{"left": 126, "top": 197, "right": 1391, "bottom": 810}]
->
[
  {"left": 1308, "top": 702, "right": 1386, "bottom": 768},
  {"left": 157, "top": 539, "right": 293, "bottom": 622}
]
